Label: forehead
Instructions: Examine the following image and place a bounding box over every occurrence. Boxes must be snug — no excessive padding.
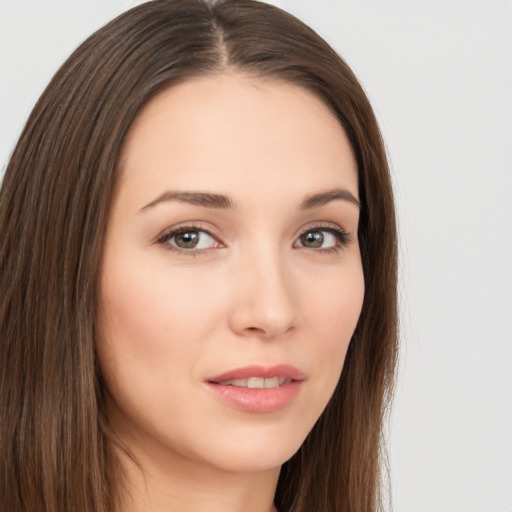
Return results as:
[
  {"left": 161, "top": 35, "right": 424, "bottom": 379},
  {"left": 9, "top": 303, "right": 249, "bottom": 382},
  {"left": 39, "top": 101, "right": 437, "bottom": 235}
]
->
[{"left": 118, "top": 73, "right": 358, "bottom": 206}]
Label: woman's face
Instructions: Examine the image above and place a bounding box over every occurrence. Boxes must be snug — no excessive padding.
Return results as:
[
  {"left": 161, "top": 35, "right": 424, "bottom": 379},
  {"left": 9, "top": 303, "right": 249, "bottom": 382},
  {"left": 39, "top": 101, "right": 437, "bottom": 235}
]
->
[{"left": 98, "top": 74, "right": 364, "bottom": 475}]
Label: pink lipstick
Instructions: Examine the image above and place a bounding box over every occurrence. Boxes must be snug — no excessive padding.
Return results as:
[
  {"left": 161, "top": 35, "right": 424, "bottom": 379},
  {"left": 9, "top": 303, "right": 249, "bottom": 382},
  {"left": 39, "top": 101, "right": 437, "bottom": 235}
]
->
[{"left": 205, "top": 364, "right": 305, "bottom": 413}]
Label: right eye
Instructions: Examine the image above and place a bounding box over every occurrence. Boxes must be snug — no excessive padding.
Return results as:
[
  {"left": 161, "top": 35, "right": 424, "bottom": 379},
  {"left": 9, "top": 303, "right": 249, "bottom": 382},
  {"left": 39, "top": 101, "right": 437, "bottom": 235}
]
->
[{"left": 158, "top": 226, "right": 221, "bottom": 253}]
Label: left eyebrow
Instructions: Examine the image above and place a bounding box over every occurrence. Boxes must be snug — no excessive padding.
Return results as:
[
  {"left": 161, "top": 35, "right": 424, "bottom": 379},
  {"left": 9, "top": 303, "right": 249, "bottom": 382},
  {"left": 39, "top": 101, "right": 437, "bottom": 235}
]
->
[{"left": 300, "top": 188, "right": 360, "bottom": 209}]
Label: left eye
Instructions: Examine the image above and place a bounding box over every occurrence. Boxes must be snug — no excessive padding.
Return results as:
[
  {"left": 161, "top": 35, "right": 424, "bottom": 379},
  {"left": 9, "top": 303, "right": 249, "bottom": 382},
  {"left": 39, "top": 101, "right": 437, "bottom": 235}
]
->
[
  {"left": 164, "top": 229, "right": 217, "bottom": 250},
  {"left": 295, "top": 228, "right": 345, "bottom": 249}
]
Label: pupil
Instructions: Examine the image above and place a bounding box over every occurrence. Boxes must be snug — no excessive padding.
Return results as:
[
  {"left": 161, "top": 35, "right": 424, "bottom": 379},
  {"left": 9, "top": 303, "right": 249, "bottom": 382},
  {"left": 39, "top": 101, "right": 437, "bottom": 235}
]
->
[
  {"left": 303, "top": 231, "right": 323, "bottom": 248},
  {"left": 176, "top": 231, "right": 199, "bottom": 248}
]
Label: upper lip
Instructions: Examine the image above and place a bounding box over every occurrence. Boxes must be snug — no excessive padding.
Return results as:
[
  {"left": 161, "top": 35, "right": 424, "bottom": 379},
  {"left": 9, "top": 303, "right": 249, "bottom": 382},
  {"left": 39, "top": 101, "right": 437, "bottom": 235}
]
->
[{"left": 207, "top": 364, "right": 306, "bottom": 383}]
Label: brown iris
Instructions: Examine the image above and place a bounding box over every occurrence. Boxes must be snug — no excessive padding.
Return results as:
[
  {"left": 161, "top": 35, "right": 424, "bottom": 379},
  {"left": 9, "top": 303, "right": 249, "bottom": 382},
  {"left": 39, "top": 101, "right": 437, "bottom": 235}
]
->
[
  {"left": 174, "top": 231, "right": 200, "bottom": 248},
  {"left": 299, "top": 230, "right": 324, "bottom": 248}
]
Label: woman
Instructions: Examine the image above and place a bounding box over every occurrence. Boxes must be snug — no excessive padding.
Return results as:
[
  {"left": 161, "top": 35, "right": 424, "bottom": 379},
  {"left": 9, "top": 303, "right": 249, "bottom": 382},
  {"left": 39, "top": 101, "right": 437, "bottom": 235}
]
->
[{"left": 0, "top": 1, "right": 398, "bottom": 511}]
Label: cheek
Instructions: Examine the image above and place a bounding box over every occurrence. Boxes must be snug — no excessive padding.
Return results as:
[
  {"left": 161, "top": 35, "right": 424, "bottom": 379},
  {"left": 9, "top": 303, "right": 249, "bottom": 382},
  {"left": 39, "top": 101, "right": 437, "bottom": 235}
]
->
[
  {"left": 308, "top": 259, "right": 364, "bottom": 334},
  {"left": 96, "top": 254, "right": 218, "bottom": 401},
  {"left": 303, "top": 261, "right": 364, "bottom": 386},
  {"left": 100, "top": 251, "right": 217, "bottom": 341}
]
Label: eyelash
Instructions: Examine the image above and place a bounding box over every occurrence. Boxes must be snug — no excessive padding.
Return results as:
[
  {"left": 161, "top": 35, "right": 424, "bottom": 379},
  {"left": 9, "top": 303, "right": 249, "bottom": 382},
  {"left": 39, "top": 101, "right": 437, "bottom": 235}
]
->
[
  {"left": 155, "top": 223, "right": 219, "bottom": 257},
  {"left": 298, "top": 224, "right": 351, "bottom": 254},
  {"left": 156, "top": 222, "right": 350, "bottom": 256}
]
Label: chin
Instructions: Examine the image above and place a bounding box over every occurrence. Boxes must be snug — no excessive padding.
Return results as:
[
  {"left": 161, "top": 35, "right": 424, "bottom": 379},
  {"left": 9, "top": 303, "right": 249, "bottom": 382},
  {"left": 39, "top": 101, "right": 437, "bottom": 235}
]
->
[
  {"left": 199, "top": 445, "right": 299, "bottom": 475},
  {"left": 184, "top": 421, "right": 308, "bottom": 474}
]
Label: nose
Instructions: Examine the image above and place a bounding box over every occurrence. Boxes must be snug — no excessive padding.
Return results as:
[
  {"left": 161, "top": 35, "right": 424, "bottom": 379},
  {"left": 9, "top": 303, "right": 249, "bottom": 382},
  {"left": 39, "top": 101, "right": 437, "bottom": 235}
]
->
[{"left": 228, "top": 244, "right": 297, "bottom": 340}]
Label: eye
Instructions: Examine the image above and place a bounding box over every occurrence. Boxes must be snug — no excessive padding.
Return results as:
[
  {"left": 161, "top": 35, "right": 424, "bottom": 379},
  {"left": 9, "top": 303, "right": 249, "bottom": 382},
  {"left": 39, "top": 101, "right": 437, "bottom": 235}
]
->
[
  {"left": 295, "top": 227, "right": 349, "bottom": 252},
  {"left": 157, "top": 226, "right": 220, "bottom": 252}
]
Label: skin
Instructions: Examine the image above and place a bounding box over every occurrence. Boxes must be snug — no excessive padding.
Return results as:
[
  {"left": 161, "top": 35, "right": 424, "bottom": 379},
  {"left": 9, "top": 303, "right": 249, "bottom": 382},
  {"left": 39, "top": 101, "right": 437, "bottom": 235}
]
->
[{"left": 98, "top": 73, "right": 364, "bottom": 512}]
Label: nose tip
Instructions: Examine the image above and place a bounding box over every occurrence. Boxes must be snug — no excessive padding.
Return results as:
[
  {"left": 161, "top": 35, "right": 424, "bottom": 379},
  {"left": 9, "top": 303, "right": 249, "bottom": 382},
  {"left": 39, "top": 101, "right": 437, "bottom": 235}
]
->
[
  {"left": 238, "top": 307, "right": 295, "bottom": 339},
  {"left": 228, "top": 256, "right": 297, "bottom": 340}
]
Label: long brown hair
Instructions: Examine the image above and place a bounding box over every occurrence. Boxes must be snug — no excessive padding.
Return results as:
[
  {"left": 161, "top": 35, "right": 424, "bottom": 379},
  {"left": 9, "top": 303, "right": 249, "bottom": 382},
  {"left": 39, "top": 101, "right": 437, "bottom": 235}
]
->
[{"left": 0, "top": 1, "right": 398, "bottom": 511}]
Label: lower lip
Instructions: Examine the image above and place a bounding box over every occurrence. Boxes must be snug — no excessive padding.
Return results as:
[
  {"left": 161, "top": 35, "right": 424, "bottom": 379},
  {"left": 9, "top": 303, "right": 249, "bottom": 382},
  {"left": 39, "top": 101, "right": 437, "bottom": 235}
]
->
[{"left": 205, "top": 381, "right": 303, "bottom": 413}]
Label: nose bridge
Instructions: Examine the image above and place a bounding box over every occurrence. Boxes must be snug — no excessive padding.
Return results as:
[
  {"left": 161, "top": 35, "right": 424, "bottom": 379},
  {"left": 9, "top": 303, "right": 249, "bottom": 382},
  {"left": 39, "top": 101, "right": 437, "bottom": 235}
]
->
[{"left": 230, "top": 235, "right": 297, "bottom": 338}]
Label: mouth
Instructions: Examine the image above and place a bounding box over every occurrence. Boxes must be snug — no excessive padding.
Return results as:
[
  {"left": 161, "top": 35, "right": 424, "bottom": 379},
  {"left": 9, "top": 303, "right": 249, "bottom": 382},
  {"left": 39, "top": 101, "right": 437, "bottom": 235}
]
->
[{"left": 205, "top": 364, "right": 305, "bottom": 413}]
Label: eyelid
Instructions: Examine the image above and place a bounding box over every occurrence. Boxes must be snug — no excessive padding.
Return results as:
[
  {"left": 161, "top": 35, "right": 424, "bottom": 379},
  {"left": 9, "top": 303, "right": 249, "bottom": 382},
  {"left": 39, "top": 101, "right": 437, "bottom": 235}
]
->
[
  {"left": 294, "top": 222, "right": 351, "bottom": 251},
  {"left": 296, "top": 221, "right": 350, "bottom": 239},
  {"left": 155, "top": 223, "right": 225, "bottom": 254}
]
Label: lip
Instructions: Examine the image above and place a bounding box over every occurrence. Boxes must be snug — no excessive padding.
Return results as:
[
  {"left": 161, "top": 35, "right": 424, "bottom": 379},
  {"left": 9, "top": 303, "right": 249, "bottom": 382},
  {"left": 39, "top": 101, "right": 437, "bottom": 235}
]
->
[
  {"left": 205, "top": 364, "right": 306, "bottom": 413},
  {"left": 208, "top": 364, "right": 306, "bottom": 383}
]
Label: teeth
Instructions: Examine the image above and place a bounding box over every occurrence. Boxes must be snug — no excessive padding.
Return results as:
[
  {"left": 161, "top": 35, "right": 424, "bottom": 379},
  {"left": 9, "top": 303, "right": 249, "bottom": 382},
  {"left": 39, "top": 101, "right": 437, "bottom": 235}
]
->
[
  {"left": 218, "top": 377, "right": 290, "bottom": 389},
  {"left": 264, "top": 377, "right": 279, "bottom": 388},
  {"left": 247, "top": 377, "right": 264, "bottom": 388}
]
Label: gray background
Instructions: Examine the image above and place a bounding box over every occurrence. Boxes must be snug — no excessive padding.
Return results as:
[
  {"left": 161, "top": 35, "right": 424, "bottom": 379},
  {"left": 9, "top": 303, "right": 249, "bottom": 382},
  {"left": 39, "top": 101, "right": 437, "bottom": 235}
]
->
[{"left": 1, "top": 1, "right": 511, "bottom": 511}]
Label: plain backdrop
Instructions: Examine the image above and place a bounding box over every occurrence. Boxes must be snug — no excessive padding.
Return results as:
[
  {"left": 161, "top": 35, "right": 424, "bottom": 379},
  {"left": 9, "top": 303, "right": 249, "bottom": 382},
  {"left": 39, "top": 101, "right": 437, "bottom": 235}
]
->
[{"left": 1, "top": 1, "right": 511, "bottom": 511}]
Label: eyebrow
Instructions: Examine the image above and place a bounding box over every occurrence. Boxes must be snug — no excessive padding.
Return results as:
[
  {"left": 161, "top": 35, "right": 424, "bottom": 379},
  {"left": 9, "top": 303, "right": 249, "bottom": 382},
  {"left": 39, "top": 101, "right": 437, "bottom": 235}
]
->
[
  {"left": 140, "top": 191, "right": 234, "bottom": 211},
  {"left": 299, "top": 189, "right": 360, "bottom": 209},
  {"left": 139, "top": 188, "right": 360, "bottom": 212}
]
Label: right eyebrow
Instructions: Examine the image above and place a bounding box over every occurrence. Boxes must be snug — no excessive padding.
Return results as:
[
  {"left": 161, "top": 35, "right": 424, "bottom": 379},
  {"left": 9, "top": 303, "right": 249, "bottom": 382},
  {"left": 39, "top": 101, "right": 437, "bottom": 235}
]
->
[{"left": 139, "top": 191, "right": 235, "bottom": 212}]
